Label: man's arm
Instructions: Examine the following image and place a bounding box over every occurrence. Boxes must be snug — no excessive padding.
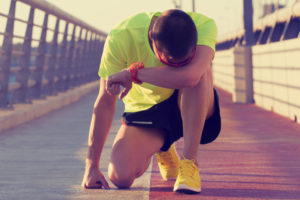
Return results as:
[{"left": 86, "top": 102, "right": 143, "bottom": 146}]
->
[
  {"left": 138, "top": 45, "right": 214, "bottom": 88},
  {"left": 82, "top": 78, "right": 118, "bottom": 189},
  {"left": 106, "top": 45, "right": 214, "bottom": 98}
]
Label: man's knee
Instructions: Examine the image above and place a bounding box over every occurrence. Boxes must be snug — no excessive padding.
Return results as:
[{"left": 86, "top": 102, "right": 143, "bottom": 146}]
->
[
  {"left": 108, "top": 163, "right": 135, "bottom": 189},
  {"left": 197, "top": 68, "right": 213, "bottom": 88}
]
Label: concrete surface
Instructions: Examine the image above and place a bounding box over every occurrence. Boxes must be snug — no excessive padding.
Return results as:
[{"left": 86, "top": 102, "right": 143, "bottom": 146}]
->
[
  {"left": 0, "top": 81, "right": 99, "bottom": 132},
  {"left": 0, "top": 88, "right": 152, "bottom": 200},
  {"left": 0, "top": 87, "right": 300, "bottom": 200},
  {"left": 149, "top": 88, "right": 300, "bottom": 199}
]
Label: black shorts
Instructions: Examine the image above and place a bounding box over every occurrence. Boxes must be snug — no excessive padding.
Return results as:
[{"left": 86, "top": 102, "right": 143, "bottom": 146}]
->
[{"left": 122, "top": 89, "right": 221, "bottom": 151}]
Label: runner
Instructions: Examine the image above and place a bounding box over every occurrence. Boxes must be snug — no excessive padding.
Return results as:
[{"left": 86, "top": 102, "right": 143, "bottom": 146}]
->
[{"left": 82, "top": 9, "right": 221, "bottom": 194}]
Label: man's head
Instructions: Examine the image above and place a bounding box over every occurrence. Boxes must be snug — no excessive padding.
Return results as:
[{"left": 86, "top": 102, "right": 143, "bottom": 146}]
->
[{"left": 150, "top": 9, "right": 197, "bottom": 67}]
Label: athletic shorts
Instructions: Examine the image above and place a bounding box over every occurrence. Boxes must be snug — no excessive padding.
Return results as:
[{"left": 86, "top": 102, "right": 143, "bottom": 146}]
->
[{"left": 122, "top": 89, "right": 221, "bottom": 151}]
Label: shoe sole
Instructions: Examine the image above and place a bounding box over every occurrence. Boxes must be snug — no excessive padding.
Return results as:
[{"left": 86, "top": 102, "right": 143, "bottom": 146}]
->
[{"left": 174, "top": 184, "right": 201, "bottom": 194}]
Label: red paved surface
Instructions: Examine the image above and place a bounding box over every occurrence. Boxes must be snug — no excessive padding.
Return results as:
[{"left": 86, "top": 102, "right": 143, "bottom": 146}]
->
[{"left": 150, "top": 88, "right": 300, "bottom": 200}]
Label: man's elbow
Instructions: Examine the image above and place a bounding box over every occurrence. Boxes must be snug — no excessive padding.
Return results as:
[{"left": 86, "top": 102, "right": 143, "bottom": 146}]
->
[{"left": 182, "top": 75, "right": 200, "bottom": 88}]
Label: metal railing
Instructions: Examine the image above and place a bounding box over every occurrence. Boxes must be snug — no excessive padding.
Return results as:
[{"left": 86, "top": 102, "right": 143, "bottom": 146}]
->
[
  {"left": 0, "top": 0, "right": 107, "bottom": 107},
  {"left": 216, "top": 2, "right": 300, "bottom": 50}
]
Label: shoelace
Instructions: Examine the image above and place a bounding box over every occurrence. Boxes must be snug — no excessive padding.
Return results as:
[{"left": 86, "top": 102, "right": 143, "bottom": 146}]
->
[
  {"left": 157, "top": 151, "right": 175, "bottom": 167},
  {"left": 179, "top": 160, "right": 196, "bottom": 177}
]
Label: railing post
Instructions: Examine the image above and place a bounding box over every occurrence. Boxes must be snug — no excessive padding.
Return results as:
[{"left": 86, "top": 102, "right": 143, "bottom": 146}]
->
[
  {"left": 86, "top": 33, "right": 94, "bottom": 83},
  {"left": 98, "top": 37, "right": 105, "bottom": 66},
  {"left": 80, "top": 31, "right": 88, "bottom": 85},
  {"left": 88, "top": 33, "right": 95, "bottom": 82},
  {"left": 13, "top": 7, "right": 34, "bottom": 103},
  {"left": 0, "top": 0, "right": 16, "bottom": 107},
  {"left": 56, "top": 22, "right": 68, "bottom": 92},
  {"left": 98, "top": 36, "right": 104, "bottom": 77},
  {"left": 31, "top": 13, "right": 48, "bottom": 99},
  {"left": 73, "top": 28, "right": 82, "bottom": 87},
  {"left": 243, "top": 0, "right": 255, "bottom": 46},
  {"left": 92, "top": 34, "right": 100, "bottom": 81},
  {"left": 65, "top": 25, "right": 76, "bottom": 90},
  {"left": 233, "top": 46, "right": 254, "bottom": 104},
  {"left": 96, "top": 36, "right": 104, "bottom": 79},
  {"left": 45, "top": 18, "right": 59, "bottom": 95},
  {"left": 231, "top": 0, "right": 254, "bottom": 104}
]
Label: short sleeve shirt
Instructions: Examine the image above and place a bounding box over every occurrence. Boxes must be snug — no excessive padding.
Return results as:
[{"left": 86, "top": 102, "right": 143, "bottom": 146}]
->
[{"left": 99, "top": 12, "right": 218, "bottom": 113}]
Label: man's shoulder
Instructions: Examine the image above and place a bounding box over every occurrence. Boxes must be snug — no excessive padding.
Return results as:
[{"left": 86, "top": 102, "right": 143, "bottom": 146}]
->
[{"left": 187, "top": 12, "right": 215, "bottom": 25}]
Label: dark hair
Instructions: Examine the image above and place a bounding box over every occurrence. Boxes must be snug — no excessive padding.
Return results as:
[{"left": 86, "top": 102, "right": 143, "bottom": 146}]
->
[{"left": 152, "top": 9, "right": 197, "bottom": 60}]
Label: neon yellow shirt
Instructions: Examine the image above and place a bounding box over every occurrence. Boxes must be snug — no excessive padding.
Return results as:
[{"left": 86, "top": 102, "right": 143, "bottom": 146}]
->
[{"left": 99, "top": 12, "right": 217, "bottom": 113}]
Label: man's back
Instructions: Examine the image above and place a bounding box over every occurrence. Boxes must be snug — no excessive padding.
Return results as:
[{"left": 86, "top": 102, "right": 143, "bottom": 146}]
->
[{"left": 99, "top": 11, "right": 217, "bottom": 113}]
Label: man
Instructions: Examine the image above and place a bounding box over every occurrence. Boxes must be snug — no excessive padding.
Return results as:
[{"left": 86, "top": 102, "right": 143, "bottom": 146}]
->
[{"left": 82, "top": 9, "right": 221, "bottom": 194}]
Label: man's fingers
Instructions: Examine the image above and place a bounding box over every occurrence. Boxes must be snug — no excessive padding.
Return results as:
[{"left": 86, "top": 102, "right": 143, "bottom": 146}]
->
[
  {"left": 119, "top": 88, "right": 129, "bottom": 99},
  {"left": 113, "top": 84, "right": 120, "bottom": 94},
  {"left": 97, "top": 174, "right": 110, "bottom": 189},
  {"left": 98, "top": 179, "right": 110, "bottom": 189},
  {"left": 83, "top": 183, "right": 102, "bottom": 189},
  {"left": 84, "top": 180, "right": 110, "bottom": 190},
  {"left": 106, "top": 72, "right": 132, "bottom": 98},
  {"left": 106, "top": 81, "right": 119, "bottom": 96},
  {"left": 105, "top": 79, "right": 112, "bottom": 95},
  {"left": 82, "top": 169, "right": 110, "bottom": 190}
]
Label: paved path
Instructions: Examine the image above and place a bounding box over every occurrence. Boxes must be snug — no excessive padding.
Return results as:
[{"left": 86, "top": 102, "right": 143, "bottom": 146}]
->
[
  {"left": 0, "top": 88, "right": 300, "bottom": 200},
  {"left": 150, "top": 88, "right": 300, "bottom": 199}
]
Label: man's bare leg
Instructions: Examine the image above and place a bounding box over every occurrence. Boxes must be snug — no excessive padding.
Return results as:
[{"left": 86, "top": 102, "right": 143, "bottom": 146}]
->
[
  {"left": 108, "top": 125, "right": 164, "bottom": 188},
  {"left": 179, "top": 68, "right": 215, "bottom": 160}
]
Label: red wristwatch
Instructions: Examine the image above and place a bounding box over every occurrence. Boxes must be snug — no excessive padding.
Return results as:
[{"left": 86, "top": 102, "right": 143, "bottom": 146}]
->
[{"left": 128, "top": 62, "right": 144, "bottom": 84}]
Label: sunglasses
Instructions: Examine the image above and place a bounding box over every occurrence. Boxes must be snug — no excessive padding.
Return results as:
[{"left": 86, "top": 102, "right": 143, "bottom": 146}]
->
[{"left": 150, "top": 30, "right": 196, "bottom": 67}]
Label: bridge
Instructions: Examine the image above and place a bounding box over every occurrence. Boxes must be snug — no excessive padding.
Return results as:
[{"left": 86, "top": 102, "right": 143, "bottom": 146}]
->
[{"left": 0, "top": 0, "right": 300, "bottom": 199}]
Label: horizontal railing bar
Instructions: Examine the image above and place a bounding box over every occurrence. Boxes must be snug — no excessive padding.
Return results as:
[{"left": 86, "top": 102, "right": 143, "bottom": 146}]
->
[
  {"left": 1, "top": 12, "right": 49, "bottom": 31},
  {"left": 43, "top": 65, "right": 49, "bottom": 71},
  {"left": 13, "top": 49, "right": 25, "bottom": 55},
  {"left": 17, "top": 0, "right": 107, "bottom": 36},
  {"left": 0, "top": 32, "right": 26, "bottom": 40},
  {"left": 31, "top": 37, "right": 41, "bottom": 42},
  {"left": 3, "top": 65, "right": 41, "bottom": 74},
  {"left": 0, "top": 12, "right": 35, "bottom": 27},
  {"left": 0, "top": 14, "right": 100, "bottom": 38},
  {"left": 10, "top": 67, "right": 21, "bottom": 73},
  {"left": 12, "top": 50, "right": 24, "bottom": 56},
  {"left": 42, "top": 79, "right": 48, "bottom": 85},
  {"left": 0, "top": 31, "right": 99, "bottom": 42},
  {"left": 30, "top": 66, "right": 37, "bottom": 71},
  {"left": 7, "top": 79, "right": 37, "bottom": 92},
  {"left": 13, "top": 15, "right": 31, "bottom": 25},
  {"left": 0, "top": 32, "right": 73, "bottom": 43},
  {"left": 28, "top": 79, "right": 36, "bottom": 88},
  {"left": 0, "top": 12, "right": 9, "bottom": 18},
  {"left": 53, "top": 77, "right": 59, "bottom": 83},
  {"left": 8, "top": 82, "right": 21, "bottom": 92},
  {"left": 30, "top": 52, "right": 39, "bottom": 57}
]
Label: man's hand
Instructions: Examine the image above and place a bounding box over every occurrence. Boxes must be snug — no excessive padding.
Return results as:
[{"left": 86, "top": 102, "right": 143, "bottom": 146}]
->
[
  {"left": 82, "top": 168, "right": 110, "bottom": 189},
  {"left": 106, "top": 69, "right": 132, "bottom": 99}
]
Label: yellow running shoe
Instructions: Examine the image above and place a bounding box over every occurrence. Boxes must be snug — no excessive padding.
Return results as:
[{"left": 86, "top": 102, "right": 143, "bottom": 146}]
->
[
  {"left": 155, "top": 144, "right": 180, "bottom": 180},
  {"left": 173, "top": 158, "right": 201, "bottom": 194}
]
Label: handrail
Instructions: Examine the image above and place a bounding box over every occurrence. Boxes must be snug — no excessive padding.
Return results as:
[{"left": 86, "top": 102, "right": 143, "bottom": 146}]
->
[
  {"left": 217, "top": 2, "right": 300, "bottom": 50},
  {"left": 0, "top": 0, "right": 107, "bottom": 107},
  {"left": 16, "top": 0, "right": 107, "bottom": 37}
]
